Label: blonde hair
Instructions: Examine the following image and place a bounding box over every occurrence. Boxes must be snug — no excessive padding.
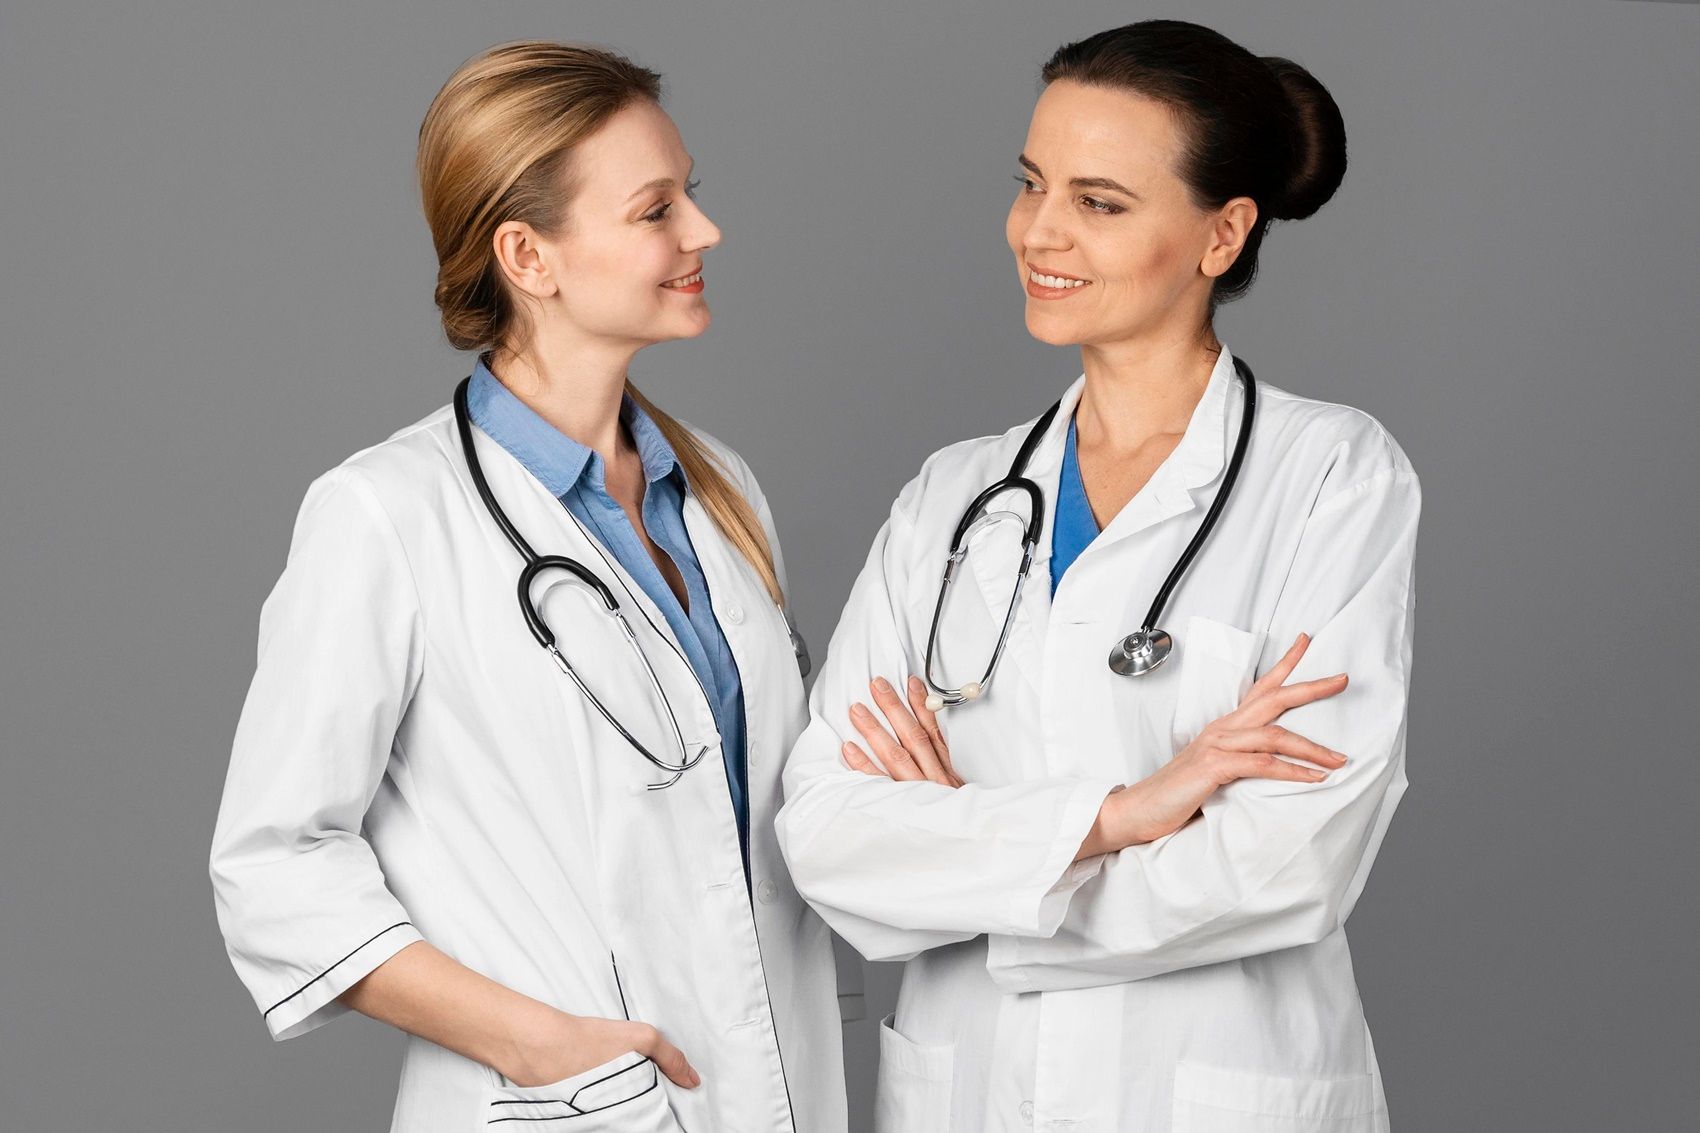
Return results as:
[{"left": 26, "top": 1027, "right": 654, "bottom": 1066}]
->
[{"left": 417, "top": 41, "right": 782, "bottom": 604}]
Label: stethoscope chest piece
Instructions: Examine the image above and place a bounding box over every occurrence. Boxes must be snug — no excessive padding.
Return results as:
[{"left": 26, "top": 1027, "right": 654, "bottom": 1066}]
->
[{"left": 1107, "top": 627, "right": 1174, "bottom": 677}]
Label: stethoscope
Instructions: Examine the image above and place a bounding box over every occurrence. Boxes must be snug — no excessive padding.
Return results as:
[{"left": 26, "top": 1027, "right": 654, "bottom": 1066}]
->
[
  {"left": 452, "top": 377, "right": 809, "bottom": 789},
  {"left": 921, "top": 355, "right": 1257, "bottom": 712}
]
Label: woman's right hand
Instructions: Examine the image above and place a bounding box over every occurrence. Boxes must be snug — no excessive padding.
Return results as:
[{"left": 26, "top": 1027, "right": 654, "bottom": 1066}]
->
[
  {"left": 1083, "top": 633, "right": 1350, "bottom": 857},
  {"left": 503, "top": 1008, "right": 700, "bottom": 1090}
]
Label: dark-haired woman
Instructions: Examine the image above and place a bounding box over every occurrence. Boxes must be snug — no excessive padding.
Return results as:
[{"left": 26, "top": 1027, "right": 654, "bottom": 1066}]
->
[{"left": 778, "top": 20, "right": 1416, "bottom": 1132}]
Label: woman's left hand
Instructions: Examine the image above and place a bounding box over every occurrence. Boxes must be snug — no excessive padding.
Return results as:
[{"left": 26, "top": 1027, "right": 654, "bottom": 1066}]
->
[{"left": 841, "top": 675, "right": 964, "bottom": 787}]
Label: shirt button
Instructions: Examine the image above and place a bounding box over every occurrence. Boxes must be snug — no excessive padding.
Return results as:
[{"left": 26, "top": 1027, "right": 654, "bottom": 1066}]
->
[
  {"left": 747, "top": 741, "right": 761, "bottom": 767},
  {"left": 756, "top": 879, "right": 778, "bottom": 904},
  {"left": 725, "top": 604, "right": 745, "bottom": 625},
  {"left": 1019, "top": 1100, "right": 1034, "bottom": 1125}
]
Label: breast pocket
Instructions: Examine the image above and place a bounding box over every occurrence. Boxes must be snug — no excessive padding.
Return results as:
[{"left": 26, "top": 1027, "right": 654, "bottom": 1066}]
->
[
  {"left": 1171, "top": 1061, "right": 1387, "bottom": 1131},
  {"left": 1170, "top": 615, "right": 1266, "bottom": 750},
  {"left": 480, "top": 1051, "right": 687, "bottom": 1131}
]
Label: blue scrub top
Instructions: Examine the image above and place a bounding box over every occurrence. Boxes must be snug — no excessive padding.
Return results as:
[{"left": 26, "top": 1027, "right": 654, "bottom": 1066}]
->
[
  {"left": 466, "top": 359, "right": 751, "bottom": 872},
  {"left": 1051, "top": 415, "right": 1101, "bottom": 595}
]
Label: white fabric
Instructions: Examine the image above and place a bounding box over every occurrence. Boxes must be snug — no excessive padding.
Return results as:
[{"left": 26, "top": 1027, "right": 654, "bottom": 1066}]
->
[
  {"left": 778, "top": 345, "right": 1417, "bottom": 1132},
  {"left": 211, "top": 405, "right": 846, "bottom": 1133}
]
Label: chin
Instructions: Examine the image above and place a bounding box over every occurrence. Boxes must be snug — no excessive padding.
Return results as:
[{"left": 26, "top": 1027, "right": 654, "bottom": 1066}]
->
[
  {"left": 648, "top": 309, "right": 712, "bottom": 343},
  {"left": 1024, "top": 308, "right": 1082, "bottom": 347}
]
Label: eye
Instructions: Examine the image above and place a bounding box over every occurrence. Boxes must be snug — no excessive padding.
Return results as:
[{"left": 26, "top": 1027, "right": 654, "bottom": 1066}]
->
[
  {"left": 1013, "top": 174, "right": 1042, "bottom": 194},
  {"left": 1080, "top": 195, "right": 1125, "bottom": 216},
  {"left": 684, "top": 177, "right": 701, "bottom": 201},
  {"left": 641, "top": 201, "right": 673, "bottom": 224}
]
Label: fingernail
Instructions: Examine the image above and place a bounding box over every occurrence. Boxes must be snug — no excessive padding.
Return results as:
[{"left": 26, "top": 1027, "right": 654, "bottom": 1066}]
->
[
  {"left": 850, "top": 703, "right": 868, "bottom": 717},
  {"left": 874, "top": 677, "right": 892, "bottom": 692}
]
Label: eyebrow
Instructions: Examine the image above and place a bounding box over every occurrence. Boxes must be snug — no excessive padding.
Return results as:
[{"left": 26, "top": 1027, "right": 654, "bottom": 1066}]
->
[
  {"left": 1018, "top": 155, "right": 1142, "bottom": 201},
  {"left": 625, "top": 161, "right": 696, "bottom": 203}
]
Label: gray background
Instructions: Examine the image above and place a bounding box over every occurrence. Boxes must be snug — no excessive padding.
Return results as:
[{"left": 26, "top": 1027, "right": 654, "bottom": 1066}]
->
[{"left": 2, "top": 0, "right": 1696, "bottom": 1129}]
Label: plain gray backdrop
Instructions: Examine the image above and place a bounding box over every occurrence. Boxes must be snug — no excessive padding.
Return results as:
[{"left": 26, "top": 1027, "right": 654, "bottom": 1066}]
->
[{"left": 3, "top": 0, "right": 1696, "bottom": 1129}]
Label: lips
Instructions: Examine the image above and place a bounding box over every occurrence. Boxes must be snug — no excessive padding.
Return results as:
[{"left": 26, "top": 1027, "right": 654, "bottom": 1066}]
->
[{"left": 660, "top": 268, "right": 703, "bottom": 290}]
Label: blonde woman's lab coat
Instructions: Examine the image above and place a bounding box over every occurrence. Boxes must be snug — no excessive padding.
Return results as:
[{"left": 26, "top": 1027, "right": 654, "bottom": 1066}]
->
[
  {"left": 777, "top": 346, "right": 1419, "bottom": 1132},
  {"left": 210, "top": 404, "right": 847, "bottom": 1133}
]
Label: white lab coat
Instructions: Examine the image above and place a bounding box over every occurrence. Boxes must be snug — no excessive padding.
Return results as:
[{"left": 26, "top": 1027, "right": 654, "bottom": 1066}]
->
[
  {"left": 211, "top": 403, "right": 847, "bottom": 1133},
  {"left": 777, "top": 346, "right": 1419, "bottom": 1132}
]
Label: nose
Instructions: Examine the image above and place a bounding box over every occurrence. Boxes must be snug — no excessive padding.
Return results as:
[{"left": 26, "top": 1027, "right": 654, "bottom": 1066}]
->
[
  {"left": 1020, "top": 202, "right": 1070, "bottom": 255},
  {"left": 681, "top": 197, "right": 721, "bottom": 254}
]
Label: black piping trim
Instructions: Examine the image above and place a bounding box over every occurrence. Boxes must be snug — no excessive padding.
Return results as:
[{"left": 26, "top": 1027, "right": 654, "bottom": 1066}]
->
[
  {"left": 489, "top": 1058, "right": 652, "bottom": 1109},
  {"left": 262, "top": 922, "right": 413, "bottom": 1018},
  {"left": 486, "top": 1066, "right": 659, "bottom": 1124}
]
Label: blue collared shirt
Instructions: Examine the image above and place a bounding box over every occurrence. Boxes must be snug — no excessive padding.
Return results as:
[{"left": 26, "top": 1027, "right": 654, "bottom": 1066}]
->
[
  {"left": 1051, "top": 415, "right": 1100, "bottom": 595},
  {"left": 466, "top": 359, "right": 750, "bottom": 868}
]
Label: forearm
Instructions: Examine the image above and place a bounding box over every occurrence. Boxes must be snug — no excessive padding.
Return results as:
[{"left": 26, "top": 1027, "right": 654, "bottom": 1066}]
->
[{"left": 338, "top": 940, "right": 563, "bottom": 1082}]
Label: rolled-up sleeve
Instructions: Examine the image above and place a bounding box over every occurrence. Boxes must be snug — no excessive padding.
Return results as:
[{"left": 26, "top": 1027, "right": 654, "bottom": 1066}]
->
[
  {"left": 776, "top": 479, "right": 1118, "bottom": 963},
  {"left": 209, "top": 468, "right": 425, "bottom": 1040},
  {"left": 986, "top": 464, "right": 1420, "bottom": 992}
]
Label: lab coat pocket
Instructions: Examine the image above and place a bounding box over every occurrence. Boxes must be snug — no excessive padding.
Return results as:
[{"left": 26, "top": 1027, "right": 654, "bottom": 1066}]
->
[
  {"left": 481, "top": 1050, "right": 685, "bottom": 1130},
  {"left": 1170, "top": 615, "right": 1265, "bottom": 750},
  {"left": 1170, "top": 1061, "right": 1387, "bottom": 1132},
  {"left": 874, "top": 1013, "right": 954, "bottom": 1133}
]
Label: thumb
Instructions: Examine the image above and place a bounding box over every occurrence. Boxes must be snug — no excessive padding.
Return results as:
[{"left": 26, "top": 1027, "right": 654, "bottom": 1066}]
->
[{"left": 644, "top": 1030, "right": 700, "bottom": 1089}]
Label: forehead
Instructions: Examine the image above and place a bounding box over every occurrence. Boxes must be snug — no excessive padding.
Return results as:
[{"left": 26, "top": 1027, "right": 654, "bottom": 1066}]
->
[
  {"left": 1025, "top": 80, "right": 1184, "bottom": 181},
  {"left": 572, "top": 99, "right": 688, "bottom": 198}
]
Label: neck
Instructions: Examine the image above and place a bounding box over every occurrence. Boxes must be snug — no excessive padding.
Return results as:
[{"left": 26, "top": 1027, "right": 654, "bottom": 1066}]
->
[
  {"left": 1075, "top": 326, "right": 1222, "bottom": 453},
  {"left": 488, "top": 323, "right": 640, "bottom": 466}
]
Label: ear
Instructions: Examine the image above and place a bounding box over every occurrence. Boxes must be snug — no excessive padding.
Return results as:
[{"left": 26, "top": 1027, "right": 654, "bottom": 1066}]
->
[
  {"left": 1200, "top": 197, "right": 1258, "bottom": 280},
  {"left": 491, "top": 221, "right": 559, "bottom": 299}
]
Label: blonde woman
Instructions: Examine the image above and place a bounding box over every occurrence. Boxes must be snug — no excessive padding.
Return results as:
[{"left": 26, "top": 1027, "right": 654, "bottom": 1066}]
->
[{"left": 211, "top": 43, "right": 845, "bottom": 1133}]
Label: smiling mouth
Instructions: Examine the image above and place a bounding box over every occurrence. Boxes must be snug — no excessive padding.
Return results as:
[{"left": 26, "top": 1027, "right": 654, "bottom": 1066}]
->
[
  {"left": 1027, "top": 267, "right": 1089, "bottom": 290},
  {"left": 660, "top": 270, "right": 703, "bottom": 289}
]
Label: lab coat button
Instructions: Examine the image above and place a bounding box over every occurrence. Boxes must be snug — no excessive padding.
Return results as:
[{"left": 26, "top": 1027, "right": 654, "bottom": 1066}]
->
[
  {"left": 1019, "top": 1100, "right": 1034, "bottom": 1125},
  {"left": 747, "top": 741, "right": 760, "bottom": 767},
  {"left": 756, "top": 879, "right": 778, "bottom": 904},
  {"left": 725, "top": 604, "right": 745, "bottom": 625}
]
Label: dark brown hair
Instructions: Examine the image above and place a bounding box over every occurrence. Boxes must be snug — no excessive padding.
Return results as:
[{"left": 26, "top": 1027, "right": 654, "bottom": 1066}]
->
[{"left": 1042, "top": 20, "right": 1348, "bottom": 303}]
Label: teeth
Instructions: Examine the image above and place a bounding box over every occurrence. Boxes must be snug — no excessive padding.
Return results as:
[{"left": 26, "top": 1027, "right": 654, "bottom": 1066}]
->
[
  {"left": 1029, "top": 270, "right": 1086, "bottom": 289},
  {"left": 663, "top": 272, "right": 702, "bottom": 288}
]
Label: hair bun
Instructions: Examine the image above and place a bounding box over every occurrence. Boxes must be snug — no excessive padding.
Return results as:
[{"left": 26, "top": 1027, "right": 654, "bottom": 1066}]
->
[{"left": 1262, "top": 56, "right": 1347, "bottom": 221}]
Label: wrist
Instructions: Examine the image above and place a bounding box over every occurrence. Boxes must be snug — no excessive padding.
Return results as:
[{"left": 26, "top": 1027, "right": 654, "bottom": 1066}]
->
[
  {"left": 494, "top": 1000, "right": 575, "bottom": 1084},
  {"left": 1102, "top": 782, "right": 1159, "bottom": 850},
  {"left": 1076, "top": 785, "right": 1136, "bottom": 858}
]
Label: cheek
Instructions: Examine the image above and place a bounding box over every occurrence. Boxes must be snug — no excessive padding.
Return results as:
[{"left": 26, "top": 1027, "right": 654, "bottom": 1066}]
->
[{"left": 1109, "top": 229, "right": 1195, "bottom": 296}]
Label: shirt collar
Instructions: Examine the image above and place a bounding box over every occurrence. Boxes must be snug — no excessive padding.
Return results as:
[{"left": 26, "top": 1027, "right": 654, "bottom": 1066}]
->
[{"left": 466, "top": 356, "right": 685, "bottom": 498}]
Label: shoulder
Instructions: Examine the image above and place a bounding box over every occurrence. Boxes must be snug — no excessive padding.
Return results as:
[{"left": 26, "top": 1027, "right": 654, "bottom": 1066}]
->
[
  {"left": 295, "top": 405, "right": 459, "bottom": 533},
  {"left": 889, "top": 414, "right": 1050, "bottom": 530},
  {"left": 1255, "top": 381, "right": 1419, "bottom": 505}
]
